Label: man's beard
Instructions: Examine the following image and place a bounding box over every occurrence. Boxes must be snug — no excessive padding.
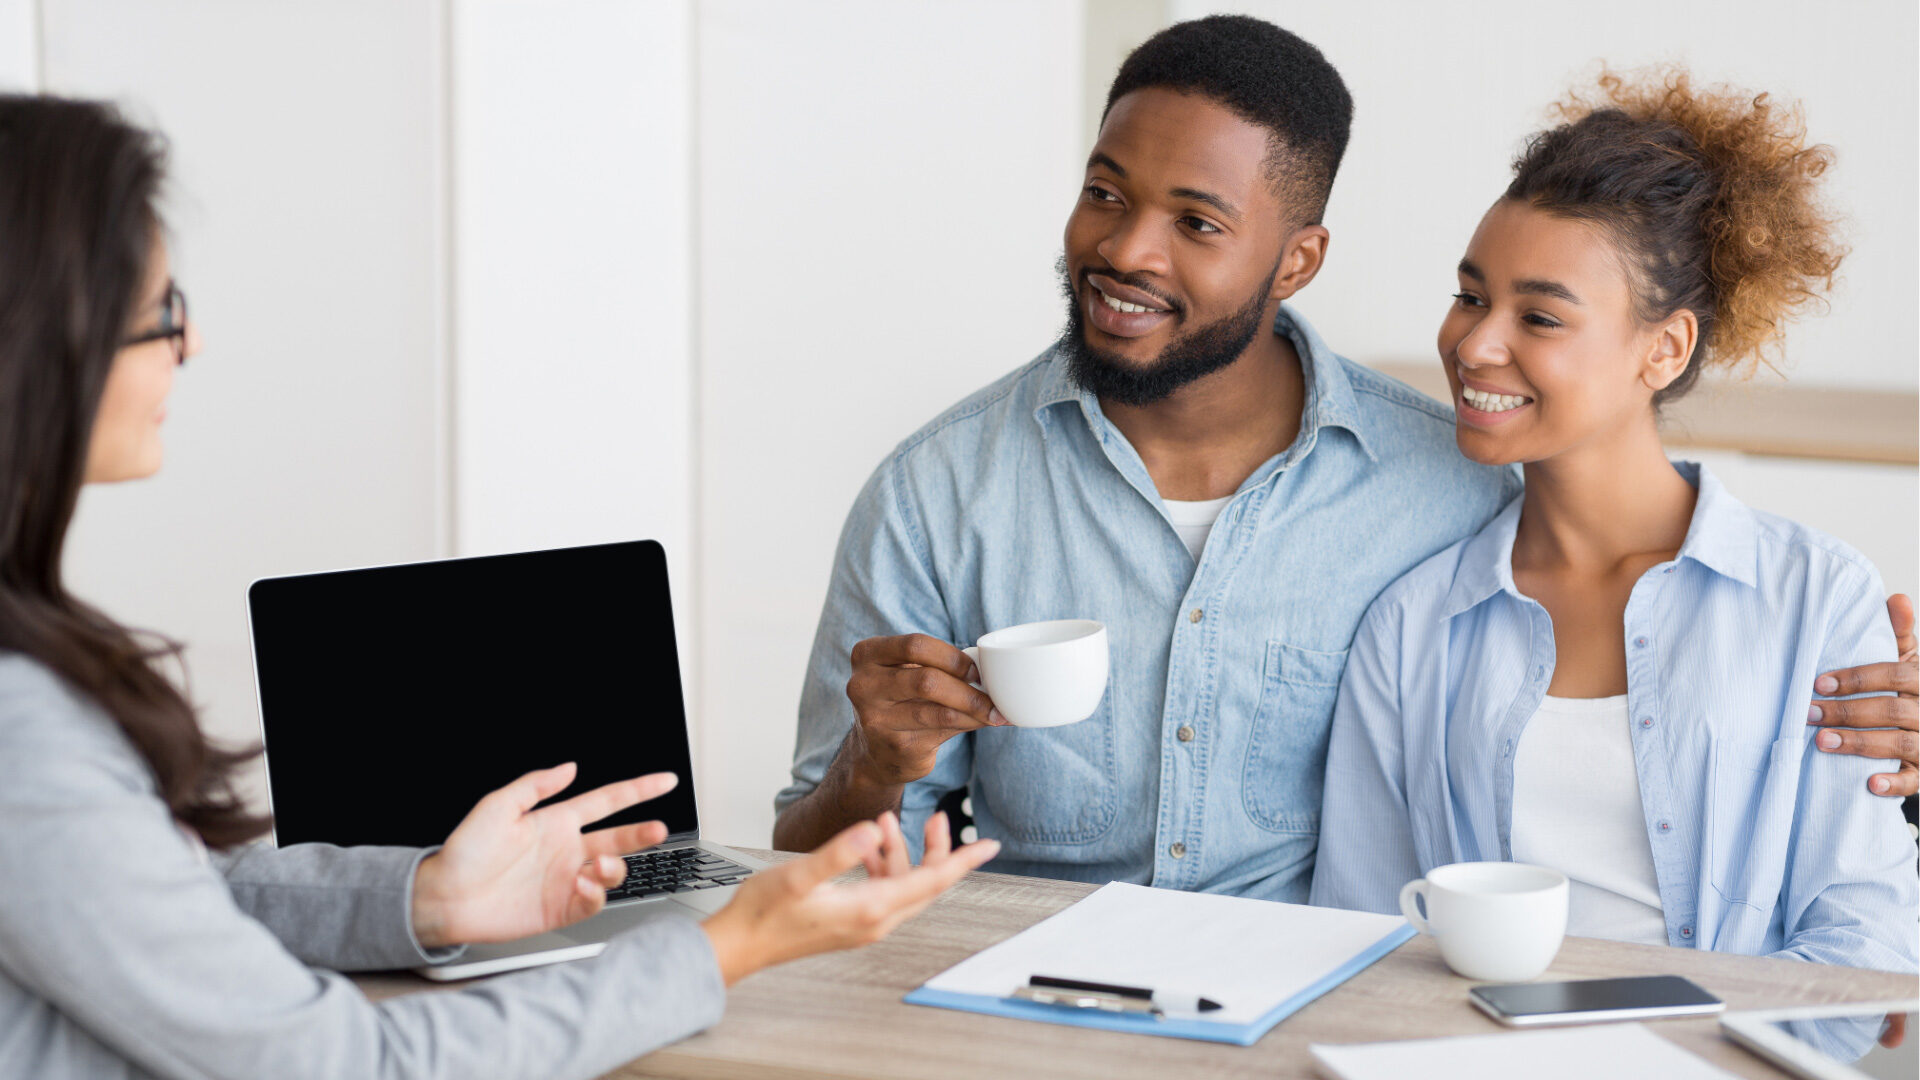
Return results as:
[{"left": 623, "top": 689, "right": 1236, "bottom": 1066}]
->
[{"left": 1057, "top": 254, "right": 1276, "bottom": 407}]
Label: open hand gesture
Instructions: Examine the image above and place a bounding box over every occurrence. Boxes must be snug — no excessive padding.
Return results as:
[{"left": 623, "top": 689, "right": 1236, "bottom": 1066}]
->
[{"left": 410, "top": 762, "right": 678, "bottom": 949}]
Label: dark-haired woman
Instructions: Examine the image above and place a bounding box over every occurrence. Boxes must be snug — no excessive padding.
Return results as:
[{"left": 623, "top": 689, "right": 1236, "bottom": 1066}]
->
[
  {"left": 1309, "top": 70, "right": 1916, "bottom": 1052},
  {"left": 0, "top": 95, "right": 998, "bottom": 1080}
]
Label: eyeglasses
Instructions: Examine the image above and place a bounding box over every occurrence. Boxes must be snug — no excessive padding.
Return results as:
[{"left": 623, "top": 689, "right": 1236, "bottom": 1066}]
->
[{"left": 122, "top": 282, "right": 189, "bottom": 366}]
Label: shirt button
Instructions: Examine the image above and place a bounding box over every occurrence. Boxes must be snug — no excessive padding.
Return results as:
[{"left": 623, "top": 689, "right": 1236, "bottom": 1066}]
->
[
  {"left": 1663, "top": 566, "right": 1674, "bottom": 574},
  {"left": 1634, "top": 636, "right": 1648, "bottom": 648},
  {"left": 1169, "top": 842, "right": 1187, "bottom": 859},
  {"left": 1658, "top": 820, "right": 1672, "bottom": 832},
  {"left": 1189, "top": 608, "right": 1204, "bottom": 624},
  {"left": 1680, "top": 925, "right": 1693, "bottom": 939},
  {"left": 1640, "top": 717, "right": 1654, "bottom": 729},
  {"left": 1176, "top": 725, "right": 1196, "bottom": 743},
  {"left": 1534, "top": 665, "right": 1546, "bottom": 679}
]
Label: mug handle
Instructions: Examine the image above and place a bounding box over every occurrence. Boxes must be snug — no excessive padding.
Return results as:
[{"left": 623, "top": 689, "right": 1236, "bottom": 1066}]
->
[
  {"left": 961, "top": 646, "right": 983, "bottom": 690},
  {"left": 1398, "top": 878, "right": 1434, "bottom": 935}
]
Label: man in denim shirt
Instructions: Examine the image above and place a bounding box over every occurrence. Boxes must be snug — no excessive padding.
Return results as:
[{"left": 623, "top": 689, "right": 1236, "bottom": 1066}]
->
[{"left": 773, "top": 16, "right": 1918, "bottom": 899}]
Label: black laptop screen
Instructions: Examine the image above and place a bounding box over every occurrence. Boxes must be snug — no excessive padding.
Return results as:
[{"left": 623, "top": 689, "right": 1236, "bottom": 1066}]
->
[{"left": 249, "top": 540, "right": 699, "bottom": 849}]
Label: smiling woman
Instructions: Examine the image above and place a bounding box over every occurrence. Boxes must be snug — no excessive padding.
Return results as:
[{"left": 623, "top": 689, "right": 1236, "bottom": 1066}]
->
[{"left": 1312, "top": 68, "right": 1916, "bottom": 1062}]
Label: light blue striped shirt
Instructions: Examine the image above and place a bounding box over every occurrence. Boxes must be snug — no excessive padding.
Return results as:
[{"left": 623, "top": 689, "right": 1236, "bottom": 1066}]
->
[
  {"left": 1311, "top": 463, "right": 1918, "bottom": 980},
  {"left": 778, "top": 306, "right": 1518, "bottom": 899}
]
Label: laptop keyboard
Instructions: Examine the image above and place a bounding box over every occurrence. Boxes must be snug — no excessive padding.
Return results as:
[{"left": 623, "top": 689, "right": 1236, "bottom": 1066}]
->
[{"left": 607, "top": 847, "right": 751, "bottom": 901}]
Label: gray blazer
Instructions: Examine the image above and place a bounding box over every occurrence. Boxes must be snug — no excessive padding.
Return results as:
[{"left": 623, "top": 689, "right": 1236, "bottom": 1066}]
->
[{"left": 0, "top": 654, "right": 726, "bottom": 1079}]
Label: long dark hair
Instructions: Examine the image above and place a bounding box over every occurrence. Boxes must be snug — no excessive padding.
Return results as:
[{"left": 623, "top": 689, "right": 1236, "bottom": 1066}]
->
[{"left": 0, "top": 95, "right": 267, "bottom": 848}]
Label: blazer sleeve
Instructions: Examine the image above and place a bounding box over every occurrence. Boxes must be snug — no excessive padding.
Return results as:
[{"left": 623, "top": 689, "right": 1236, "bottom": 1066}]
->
[
  {"left": 211, "top": 841, "right": 465, "bottom": 972},
  {"left": 1309, "top": 592, "right": 1425, "bottom": 914},
  {"left": 0, "top": 658, "right": 726, "bottom": 1080}
]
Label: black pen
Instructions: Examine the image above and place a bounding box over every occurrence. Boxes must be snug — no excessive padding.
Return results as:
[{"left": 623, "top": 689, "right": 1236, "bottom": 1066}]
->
[{"left": 1028, "top": 975, "right": 1223, "bottom": 1014}]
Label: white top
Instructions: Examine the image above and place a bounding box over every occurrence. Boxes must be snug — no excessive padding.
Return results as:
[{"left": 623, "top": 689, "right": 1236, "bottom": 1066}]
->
[
  {"left": 1509, "top": 694, "right": 1667, "bottom": 945},
  {"left": 1163, "top": 495, "right": 1234, "bottom": 562}
]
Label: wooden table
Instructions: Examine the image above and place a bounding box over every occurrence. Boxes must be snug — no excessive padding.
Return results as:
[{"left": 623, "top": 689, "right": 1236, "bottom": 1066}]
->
[{"left": 355, "top": 849, "right": 1917, "bottom": 1079}]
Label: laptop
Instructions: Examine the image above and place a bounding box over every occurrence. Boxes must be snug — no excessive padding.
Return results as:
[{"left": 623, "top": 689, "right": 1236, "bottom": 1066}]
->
[{"left": 246, "top": 539, "right": 766, "bottom": 980}]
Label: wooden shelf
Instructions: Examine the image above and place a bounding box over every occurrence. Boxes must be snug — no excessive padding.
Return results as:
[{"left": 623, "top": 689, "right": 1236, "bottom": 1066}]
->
[{"left": 1368, "top": 362, "right": 1919, "bottom": 466}]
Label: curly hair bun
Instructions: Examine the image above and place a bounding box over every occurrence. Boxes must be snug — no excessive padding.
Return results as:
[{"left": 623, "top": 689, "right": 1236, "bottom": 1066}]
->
[{"left": 1508, "top": 66, "right": 1846, "bottom": 396}]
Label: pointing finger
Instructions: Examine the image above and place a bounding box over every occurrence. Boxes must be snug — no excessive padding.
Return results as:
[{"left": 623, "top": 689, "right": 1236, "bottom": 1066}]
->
[
  {"left": 569, "top": 871, "right": 608, "bottom": 922},
  {"left": 483, "top": 762, "right": 578, "bottom": 818},
  {"left": 589, "top": 855, "right": 625, "bottom": 888},
  {"left": 923, "top": 810, "right": 952, "bottom": 865},
  {"left": 783, "top": 820, "right": 884, "bottom": 894},
  {"left": 582, "top": 821, "right": 669, "bottom": 859},
  {"left": 880, "top": 812, "right": 910, "bottom": 878},
  {"left": 554, "top": 772, "right": 680, "bottom": 827},
  {"left": 859, "top": 837, "right": 999, "bottom": 912}
]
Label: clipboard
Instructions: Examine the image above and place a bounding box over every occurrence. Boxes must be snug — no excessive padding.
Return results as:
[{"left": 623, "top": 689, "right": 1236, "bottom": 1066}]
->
[{"left": 904, "top": 881, "right": 1415, "bottom": 1045}]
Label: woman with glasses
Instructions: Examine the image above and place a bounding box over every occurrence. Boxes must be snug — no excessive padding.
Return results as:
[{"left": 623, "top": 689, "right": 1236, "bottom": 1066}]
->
[{"left": 0, "top": 95, "right": 999, "bottom": 1080}]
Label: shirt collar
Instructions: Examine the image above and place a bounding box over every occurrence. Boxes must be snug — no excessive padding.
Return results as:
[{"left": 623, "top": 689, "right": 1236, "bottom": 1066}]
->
[
  {"left": 1439, "top": 460, "right": 1759, "bottom": 620},
  {"left": 1033, "top": 303, "right": 1377, "bottom": 462},
  {"left": 1439, "top": 496, "right": 1525, "bottom": 620},
  {"left": 1671, "top": 460, "right": 1759, "bottom": 587}
]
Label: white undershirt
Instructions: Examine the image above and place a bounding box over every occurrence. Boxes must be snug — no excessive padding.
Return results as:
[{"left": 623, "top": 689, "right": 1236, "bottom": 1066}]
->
[
  {"left": 1163, "top": 495, "right": 1234, "bottom": 562},
  {"left": 1510, "top": 694, "right": 1668, "bottom": 945}
]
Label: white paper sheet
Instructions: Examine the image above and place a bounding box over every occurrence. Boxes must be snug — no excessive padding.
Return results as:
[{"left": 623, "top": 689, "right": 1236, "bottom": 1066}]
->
[
  {"left": 1311, "top": 1023, "right": 1738, "bottom": 1080},
  {"left": 919, "top": 881, "right": 1409, "bottom": 1026}
]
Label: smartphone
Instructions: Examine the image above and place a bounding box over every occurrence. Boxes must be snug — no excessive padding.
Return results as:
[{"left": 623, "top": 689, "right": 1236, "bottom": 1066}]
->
[{"left": 1469, "top": 975, "right": 1724, "bottom": 1027}]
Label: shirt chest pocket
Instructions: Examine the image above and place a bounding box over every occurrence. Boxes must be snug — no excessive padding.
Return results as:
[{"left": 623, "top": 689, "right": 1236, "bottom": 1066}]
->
[
  {"left": 1242, "top": 641, "right": 1348, "bottom": 834},
  {"left": 970, "top": 684, "right": 1119, "bottom": 846},
  {"left": 1707, "top": 734, "right": 1800, "bottom": 908}
]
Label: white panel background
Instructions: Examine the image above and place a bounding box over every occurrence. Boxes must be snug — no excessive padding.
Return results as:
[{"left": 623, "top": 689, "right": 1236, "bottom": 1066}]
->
[
  {"left": 1168, "top": 0, "right": 1920, "bottom": 392},
  {"left": 1155, "top": 0, "right": 1918, "bottom": 606},
  {"left": 449, "top": 0, "right": 700, "bottom": 766},
  {"left": 0, "top": 0, "right": 32, "bottom": 88},
  {"left": 0, "top": 1, "right": 1910, "bottom": 849},
  {"left": 693, "top": 0, "right": 1086, "bottom": 844},
  {"left": 450, "top": 0, "right": 693, "bottom": 569},
  {"left": 42, "top": 0, "right": 448, "bottom": 806}
]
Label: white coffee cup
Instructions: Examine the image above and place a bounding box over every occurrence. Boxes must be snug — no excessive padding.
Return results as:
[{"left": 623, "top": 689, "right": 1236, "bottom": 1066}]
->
[
  {"left": 1399, "top": 862, "right": 1568, "bottom": 982},
  {"left": 960, "top": 619, "right": 1108, "bottom": 728}
]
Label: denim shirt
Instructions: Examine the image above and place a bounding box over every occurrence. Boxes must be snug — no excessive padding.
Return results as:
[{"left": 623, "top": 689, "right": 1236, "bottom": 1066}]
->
[
  {"left": 1311, "top": 464, "right": 1919, "bottom": 980},
  {"left": 777, "top": 306, "right": 1517, "bottom": 900}
]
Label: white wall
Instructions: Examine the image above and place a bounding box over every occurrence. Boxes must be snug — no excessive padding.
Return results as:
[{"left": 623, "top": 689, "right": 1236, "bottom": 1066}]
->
[
  {"left": 448, "top": 0, "right": 699, "bottom": 738},
  {"left": 11, "top": 2, "right": 1913, "bottom": 848},
  {"left": 694, "top": 0, "right": 1086, "bottom": 844},
  {"left": 44, "top": 1, "right": 450, "bottom": 804},
  {"left": 450, "top": 0, "right": 693, "bottom": 572},
  {"left": 1154, "top": 0, "right": 1917, "bottom": 620},
  {"left": 0, "top": 0, "right": 33, "bottom": 88},
  {"left": 1168, "top": 0, "right": 1920, "bottom": 392}
]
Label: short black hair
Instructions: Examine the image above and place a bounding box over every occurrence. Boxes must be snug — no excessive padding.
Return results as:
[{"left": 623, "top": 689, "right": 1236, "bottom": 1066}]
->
[{"left": 1103, "top": 15, "right": 1353, "bottom": 225}]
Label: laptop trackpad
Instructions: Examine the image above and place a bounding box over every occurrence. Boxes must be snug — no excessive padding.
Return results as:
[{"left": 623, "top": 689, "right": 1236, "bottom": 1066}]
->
[{"left": 557, "top": 895, "right": 717, "bottom": 944}]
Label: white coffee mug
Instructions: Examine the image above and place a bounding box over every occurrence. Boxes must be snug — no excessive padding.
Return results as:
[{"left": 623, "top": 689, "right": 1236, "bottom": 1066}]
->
[
  {"left": 961, "top": 619, "right": 1108, "bottom": 728},
  {"left": 1399, "top": 862, "right": 1568, "bottom": 982}
]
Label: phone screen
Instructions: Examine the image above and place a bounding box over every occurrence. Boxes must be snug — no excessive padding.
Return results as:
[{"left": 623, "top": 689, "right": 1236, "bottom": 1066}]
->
[{"left": 1472, "top": 975, "right": 1721, "bottom": 1018}]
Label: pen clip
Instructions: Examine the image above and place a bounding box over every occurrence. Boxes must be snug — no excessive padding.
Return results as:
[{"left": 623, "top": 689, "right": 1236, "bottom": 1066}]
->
[
  {"left": 1017, "top": 976, "right": 1166, "bottom": 1017},
  {"left": 1011, "top": 984, "right": 1164, "bottom": 1017}
]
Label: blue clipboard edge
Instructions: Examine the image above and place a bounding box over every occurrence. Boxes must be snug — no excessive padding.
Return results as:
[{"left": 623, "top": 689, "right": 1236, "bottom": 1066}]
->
[{"left": 903, "top": 921, "right": 1418, "bottom": 1047}]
